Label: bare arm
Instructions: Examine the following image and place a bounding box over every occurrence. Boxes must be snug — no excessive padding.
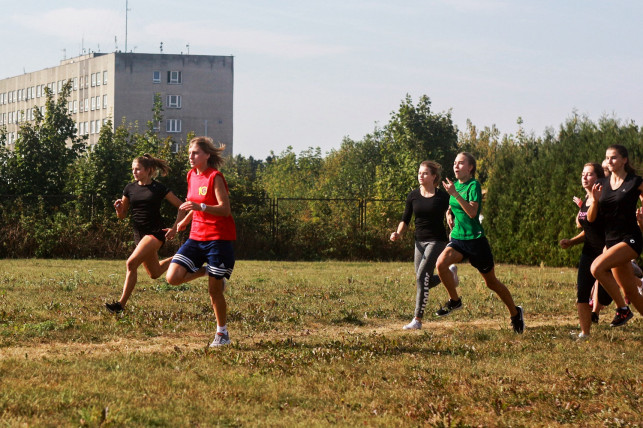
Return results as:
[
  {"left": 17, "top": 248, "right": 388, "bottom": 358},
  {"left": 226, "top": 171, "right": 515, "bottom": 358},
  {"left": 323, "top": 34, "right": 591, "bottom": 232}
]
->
[
  {"left": 560, "top": 230, "right": 585, "bottom": 249},
  {"left": 179, "top": 175, "right": 231, "bottom": 217},
  {"left": 586, "top": 183, "right": 602, "bottom": 222},
  {"left": 164, "top": 191, "right": 188, "bottom": 239},
  {"left": 390, "top": 221, "right": 408, "bottom": 241},
  {"left": 114, "top": 196, "right": 129, "bottom": 220},
  {"left": 442, "top": 178, "right": 478, "bottom": 218}
]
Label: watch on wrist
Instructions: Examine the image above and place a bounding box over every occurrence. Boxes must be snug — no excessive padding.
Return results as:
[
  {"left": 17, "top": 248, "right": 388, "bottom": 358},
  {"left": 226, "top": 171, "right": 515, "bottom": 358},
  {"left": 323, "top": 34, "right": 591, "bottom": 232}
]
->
[{"left": 200, "top": 203, "right": 207, "bottom": 211}]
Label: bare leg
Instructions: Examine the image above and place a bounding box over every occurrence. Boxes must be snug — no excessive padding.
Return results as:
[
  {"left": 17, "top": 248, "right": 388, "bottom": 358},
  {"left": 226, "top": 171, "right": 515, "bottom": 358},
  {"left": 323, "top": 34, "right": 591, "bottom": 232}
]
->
[
  {"left": 480, "top": 268, "right": 518, "bottom": 317},
  {"left": 613, "top": 264, "right": 643, "bottom": 314},
  {"left": 142, "top": 256, "right": 174, "bottom": 280},
  {"left": 577, "top": 303, "right": 592, "bottom": 335},
  {"left": 166, "top": 262, "right": 207, "bottom": 286},
  {"left": 436, "top": 247, "right": 464, "bottom": 300},
  {"left": 209, "top": 277, "right": 227, "bottom": 327},
  {"left": 118, "top": 235, "right": 163, "bottom": 306},
  {"left": 590, "top": 243, "right": 632, "bottom": 309}
]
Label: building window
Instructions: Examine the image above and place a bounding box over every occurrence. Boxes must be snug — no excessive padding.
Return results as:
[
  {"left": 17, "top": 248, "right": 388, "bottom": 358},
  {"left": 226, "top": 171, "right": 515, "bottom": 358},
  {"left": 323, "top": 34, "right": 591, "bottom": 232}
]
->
[
  {"left": 153, "top": 71, "right": 161, "bottom": 83},
  {"left": 91, "top": 97, "right": 95, "bottom": 111},
  {"left": 85, "top": 75, "right": 88, "bottom": 88},
  {"left": 73, "top": 100, "right": 78, "bottom": 113},
  {"left": 167, "top": 95, "right": 182, "bottom": 108},
  {"left": 73, "top": 78, "right": 78, "bottom": 91},
  {"left": 167, "top": 71, "right": 182, "bottom": 84},
  {"left": 103, "top": 94, "right": 107, "bottom": 109},
  {"left": 103, "top": 71, "right": 108, "bottom": 85},
  {"left": 166, "top": 119, "right": 181, "bottom": 133},
  {"left": 152, "top": 120, "right": 161, "bottom": 131},
  {"left": 96, "top": 96, "right": 101, "bottom": 109},
  {"left": 84, "top": 98, "right": 89, "bottom": 111},
  {"left": 91, "top": 73, "right": 96, "bottom": 87},
  {"left": 91, "top": 121, "right": 95, "bottom": 134}
]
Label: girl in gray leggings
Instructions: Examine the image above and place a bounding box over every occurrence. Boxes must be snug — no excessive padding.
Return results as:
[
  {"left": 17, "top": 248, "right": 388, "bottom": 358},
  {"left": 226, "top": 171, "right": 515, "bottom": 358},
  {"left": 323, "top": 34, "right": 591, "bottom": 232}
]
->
[{"left": 390, "top": 160, "right": 458, "bottom": 330}]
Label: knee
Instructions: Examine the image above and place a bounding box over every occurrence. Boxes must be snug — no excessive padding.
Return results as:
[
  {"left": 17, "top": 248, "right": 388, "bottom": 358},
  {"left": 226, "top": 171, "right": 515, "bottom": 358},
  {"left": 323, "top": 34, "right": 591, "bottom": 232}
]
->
[
  {"left": 165, "top": 271, "right": 182, "bottom": 286},
  {"left": 126, "top": 257, "right": 140, "bottom": 273},
  {"left": 436, "top": 257, "right": 448, "bottom": 272},
  {"left": 149, "top": 271, "right": 162, "bottom": 280}
]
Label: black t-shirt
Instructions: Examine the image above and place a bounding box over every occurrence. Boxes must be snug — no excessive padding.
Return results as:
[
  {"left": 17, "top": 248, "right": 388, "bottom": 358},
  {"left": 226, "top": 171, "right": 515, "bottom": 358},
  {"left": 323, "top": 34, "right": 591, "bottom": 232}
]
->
[
  {"left": 401, "top": 188, "right": 450, "bottom": 242},
  {"left": 123, "top": 180, "right": 170, "bottom": 234},
  {"left": 597, "top": 174, "right": 643, "bottom": 242},
  {"left": 578, "top": 198, "right": 604, "bottom": 257}
]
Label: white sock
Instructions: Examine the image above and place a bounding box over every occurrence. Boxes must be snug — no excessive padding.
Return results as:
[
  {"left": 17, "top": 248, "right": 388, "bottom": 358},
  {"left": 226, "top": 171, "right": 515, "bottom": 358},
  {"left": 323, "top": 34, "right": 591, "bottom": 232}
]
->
[{"left": 217, "top": 325, "right": 228, "bottom": 335}]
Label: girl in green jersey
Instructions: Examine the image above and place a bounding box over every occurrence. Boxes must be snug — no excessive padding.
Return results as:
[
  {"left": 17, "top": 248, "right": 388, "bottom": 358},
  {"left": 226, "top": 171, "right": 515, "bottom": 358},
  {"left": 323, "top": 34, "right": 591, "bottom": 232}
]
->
[{"left": 435, "top": 152, "right": 524, "bottom": 333}]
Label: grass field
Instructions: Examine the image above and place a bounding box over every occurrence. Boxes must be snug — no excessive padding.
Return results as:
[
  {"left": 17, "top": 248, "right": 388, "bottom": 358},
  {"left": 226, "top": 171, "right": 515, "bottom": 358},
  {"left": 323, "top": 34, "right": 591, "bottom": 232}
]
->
[{"left": 0, "top": 259, "right": 641, "bottom": 427}]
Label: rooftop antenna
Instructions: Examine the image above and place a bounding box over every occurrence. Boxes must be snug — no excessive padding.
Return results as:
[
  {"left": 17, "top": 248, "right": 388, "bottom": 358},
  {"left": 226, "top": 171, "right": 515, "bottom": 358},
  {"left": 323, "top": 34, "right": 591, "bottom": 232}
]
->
[
  {"left": 160, "top": 42, "right": 163, "bottom": 53},
  {"left": 62, "top": 48, "right": 67, "bottom": 60},
  {"left": 186, "top": 43, "right": 190, "bottom": 55},
  {"left": 115, "top": 36, "right": 118, "bottom": 51},
  {"left": 125, "top": 0, "right": 131, "bottom": 53}
]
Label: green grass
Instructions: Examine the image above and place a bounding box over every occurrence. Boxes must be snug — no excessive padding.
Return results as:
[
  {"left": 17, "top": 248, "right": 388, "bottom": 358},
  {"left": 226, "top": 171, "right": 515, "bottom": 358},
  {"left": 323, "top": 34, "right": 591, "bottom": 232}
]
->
[{"left": 0, "top": 259, "right": 641, "bottom": 427}]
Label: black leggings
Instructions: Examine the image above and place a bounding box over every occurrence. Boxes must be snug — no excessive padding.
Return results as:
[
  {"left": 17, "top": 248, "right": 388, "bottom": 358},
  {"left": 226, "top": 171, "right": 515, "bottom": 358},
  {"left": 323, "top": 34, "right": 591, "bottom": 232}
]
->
[{"left": 577, "top": 252, "right": 613, "bottom": 306}]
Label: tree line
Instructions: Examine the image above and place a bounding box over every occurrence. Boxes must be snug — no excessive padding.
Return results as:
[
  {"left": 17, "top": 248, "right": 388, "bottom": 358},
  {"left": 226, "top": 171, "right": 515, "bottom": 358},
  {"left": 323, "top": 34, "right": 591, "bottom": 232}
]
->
[{"left": 1, "top": 83, "right": 642, "bottom": 265}]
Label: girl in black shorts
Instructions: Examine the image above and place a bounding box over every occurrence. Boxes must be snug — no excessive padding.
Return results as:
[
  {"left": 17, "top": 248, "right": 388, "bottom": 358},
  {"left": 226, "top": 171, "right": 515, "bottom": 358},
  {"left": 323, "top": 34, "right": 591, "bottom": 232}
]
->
[
  {"left": 105, "top": 154, "right": 185, "bottom": 313},
  {"left": 559, "top": 163, "right": 613, "bottom": 339},
  {"left": 588, "top": 145, "right": 643, "bottom": 326}
]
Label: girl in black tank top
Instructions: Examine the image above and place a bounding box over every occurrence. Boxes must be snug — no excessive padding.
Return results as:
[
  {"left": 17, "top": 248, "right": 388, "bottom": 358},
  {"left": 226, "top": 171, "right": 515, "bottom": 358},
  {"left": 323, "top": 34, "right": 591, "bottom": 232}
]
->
[
  {"left": 587, "top": 145, "right": 643, "bottom": 326},
  {"left": 559, "top": 163, "right": 609, "bottom": 338},
  {"left": 105, "top": 154, "right": 186, "bottom": 313}
]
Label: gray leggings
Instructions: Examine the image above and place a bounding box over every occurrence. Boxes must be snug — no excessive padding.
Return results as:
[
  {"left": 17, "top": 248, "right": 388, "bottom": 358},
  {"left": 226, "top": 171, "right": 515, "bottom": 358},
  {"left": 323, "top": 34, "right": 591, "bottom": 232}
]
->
[{"left": 413, "top": 240, "right": 447, "bottom": 319}]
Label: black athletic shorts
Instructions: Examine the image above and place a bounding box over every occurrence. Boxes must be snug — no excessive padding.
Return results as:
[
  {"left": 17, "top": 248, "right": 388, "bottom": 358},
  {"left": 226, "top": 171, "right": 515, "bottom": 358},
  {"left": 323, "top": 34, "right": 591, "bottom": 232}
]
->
[
  {"left": 133, "top": 229, "right": 166, "bottom": 246},
  {"left": 606, "top": 231, "right": 643, "bottom": 256},
  {"left": 447, "top": 236, "right": 494, "bottom": 274}
]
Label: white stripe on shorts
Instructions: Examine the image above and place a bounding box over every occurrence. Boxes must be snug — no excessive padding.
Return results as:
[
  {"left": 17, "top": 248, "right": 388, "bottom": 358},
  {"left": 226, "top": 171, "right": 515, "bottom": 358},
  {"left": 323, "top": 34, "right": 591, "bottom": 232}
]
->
[
  {"left": 172, "top": 254, "right": 199, "bottom": 272},
  {"left": 207, "top": 264, "right": 233, "bottom": 278}
]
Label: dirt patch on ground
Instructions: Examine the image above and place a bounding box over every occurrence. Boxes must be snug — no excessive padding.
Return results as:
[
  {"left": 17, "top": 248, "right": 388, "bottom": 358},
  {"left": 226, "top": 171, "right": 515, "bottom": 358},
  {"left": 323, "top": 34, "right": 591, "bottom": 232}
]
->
[{"left": 1, "top": 315, "right": 579, "bottom": 361}]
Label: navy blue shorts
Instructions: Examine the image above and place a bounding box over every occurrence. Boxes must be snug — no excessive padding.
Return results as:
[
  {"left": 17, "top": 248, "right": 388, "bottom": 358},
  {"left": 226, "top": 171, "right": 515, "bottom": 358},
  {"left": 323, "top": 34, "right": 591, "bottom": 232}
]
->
[
  {"left": 171, "top": 239, "right": 235, "bottom": 279},
  {"left": 447, "top": 237, "right": 495, "bottom": 274}
]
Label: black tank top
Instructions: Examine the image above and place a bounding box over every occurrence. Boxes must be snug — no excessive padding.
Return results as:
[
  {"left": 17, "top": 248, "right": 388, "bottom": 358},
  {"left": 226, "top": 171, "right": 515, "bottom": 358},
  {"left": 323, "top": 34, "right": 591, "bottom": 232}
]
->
[
  {"left": 597, "top": 174, "right": 643, "bottom": 243},
  {"left": 123, "top": 180, "right": 170, "bottom": 234},
  {"left": 578, "top": 198, "right": 604, "bottom": 257}
]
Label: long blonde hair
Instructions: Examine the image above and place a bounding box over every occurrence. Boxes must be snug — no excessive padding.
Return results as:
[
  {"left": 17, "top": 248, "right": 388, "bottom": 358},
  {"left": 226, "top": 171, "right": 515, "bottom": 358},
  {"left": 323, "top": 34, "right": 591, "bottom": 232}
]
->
[{"left": 189, "top": 136, "right": 226, "bottom": 169}]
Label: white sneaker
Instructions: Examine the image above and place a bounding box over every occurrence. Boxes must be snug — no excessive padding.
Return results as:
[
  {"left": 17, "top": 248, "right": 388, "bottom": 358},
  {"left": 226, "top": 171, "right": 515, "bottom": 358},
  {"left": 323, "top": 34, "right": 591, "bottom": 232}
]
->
[
  {"left": 571, "top": 332, "right": 590, "bottom": 341},
  {"left": 403, "top": 318, "right": 422, "bottom": 330},
  {"left": 449, "top": 264, "right": 459, "bottom": 287}
]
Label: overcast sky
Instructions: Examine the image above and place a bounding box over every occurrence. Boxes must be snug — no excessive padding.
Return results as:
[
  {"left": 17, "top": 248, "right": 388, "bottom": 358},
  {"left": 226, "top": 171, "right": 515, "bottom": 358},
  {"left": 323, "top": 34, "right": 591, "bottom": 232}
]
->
[{"left": 2, "top": 0, "right": 642, "bottom": 159}]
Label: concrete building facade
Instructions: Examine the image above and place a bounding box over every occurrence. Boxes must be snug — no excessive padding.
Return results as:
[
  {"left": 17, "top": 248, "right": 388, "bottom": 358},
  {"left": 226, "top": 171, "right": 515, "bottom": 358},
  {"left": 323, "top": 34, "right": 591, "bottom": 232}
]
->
[{"left": 0, "top": 52, "right": 233, "bottom": 153}]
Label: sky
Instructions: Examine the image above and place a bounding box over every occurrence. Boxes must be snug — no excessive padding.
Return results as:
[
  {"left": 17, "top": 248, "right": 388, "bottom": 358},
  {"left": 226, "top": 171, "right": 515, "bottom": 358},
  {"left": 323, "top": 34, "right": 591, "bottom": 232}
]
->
[{"left": 1, "top": 0, "right": 642, "bottom": 159}]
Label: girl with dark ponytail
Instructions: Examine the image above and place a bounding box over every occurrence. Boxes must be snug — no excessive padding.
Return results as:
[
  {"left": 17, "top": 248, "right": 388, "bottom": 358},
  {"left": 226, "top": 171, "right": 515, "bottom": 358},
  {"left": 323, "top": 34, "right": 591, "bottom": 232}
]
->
[{"left": 105, "top": 154, "right": 186, "bottom": 313}]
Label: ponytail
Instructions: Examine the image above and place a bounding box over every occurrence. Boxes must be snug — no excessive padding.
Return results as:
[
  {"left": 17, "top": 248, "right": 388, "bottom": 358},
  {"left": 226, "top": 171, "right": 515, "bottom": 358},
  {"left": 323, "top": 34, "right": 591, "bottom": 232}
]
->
[{"left": 134, "top": 153, "right": 170, "bottom": 178}]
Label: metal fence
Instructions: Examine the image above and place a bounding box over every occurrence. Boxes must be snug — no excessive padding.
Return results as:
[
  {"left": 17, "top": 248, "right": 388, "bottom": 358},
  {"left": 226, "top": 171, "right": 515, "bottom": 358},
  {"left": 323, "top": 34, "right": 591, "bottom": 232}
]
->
[{"left": 0, "top": 195, "right": 413, "bottom": 260}]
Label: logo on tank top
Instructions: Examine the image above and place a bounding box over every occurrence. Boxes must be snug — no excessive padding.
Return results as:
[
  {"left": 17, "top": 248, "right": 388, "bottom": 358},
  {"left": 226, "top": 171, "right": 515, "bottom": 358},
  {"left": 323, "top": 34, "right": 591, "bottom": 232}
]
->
[{"left": 199, "top": 186, "right": 208, "bottom": 196}]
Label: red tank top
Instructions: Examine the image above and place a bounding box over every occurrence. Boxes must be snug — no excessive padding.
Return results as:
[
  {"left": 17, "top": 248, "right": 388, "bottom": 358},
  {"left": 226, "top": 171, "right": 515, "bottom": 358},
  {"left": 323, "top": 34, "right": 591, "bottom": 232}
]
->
[{"left": 186, "top": 167, "right": 236, "bottom": 241}]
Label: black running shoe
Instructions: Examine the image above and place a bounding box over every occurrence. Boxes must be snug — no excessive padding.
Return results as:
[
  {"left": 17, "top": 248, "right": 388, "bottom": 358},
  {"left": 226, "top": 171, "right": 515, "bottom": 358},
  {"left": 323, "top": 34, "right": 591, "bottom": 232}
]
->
[
  {"left": 591, "top": 312, "right": 599, "bottom": 324},
  {"left": 511, "top": 305, "right": 524, "bottom": 334},
  {"left": 435, "top": 298, "right": 463, "bottom": 317},
  {"left": 105, "top": 301, "right": 124, "bottom": 313},
  {"left": 609, "top": 307, "right": 633, "bottom": 328}
]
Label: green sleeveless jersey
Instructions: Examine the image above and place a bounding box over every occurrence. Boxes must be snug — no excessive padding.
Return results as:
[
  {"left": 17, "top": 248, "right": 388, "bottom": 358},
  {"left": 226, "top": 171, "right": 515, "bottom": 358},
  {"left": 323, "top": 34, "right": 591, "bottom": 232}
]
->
[{"left": 449, "top": 178, "right": 484, "bottom": 240}]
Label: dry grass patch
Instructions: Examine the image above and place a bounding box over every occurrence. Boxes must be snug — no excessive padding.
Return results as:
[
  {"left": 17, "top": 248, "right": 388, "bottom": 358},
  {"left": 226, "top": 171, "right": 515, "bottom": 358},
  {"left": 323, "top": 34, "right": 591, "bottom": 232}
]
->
[{"left": 0, "top": 259, "right": 640, "bottom": 426}]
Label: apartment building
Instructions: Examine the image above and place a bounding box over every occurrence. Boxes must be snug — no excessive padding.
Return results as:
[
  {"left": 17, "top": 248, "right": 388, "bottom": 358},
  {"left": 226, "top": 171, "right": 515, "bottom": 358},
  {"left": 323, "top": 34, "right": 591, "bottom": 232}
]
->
[{"left": 0, "top": 52, "right": 233, "bottom": 153}]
